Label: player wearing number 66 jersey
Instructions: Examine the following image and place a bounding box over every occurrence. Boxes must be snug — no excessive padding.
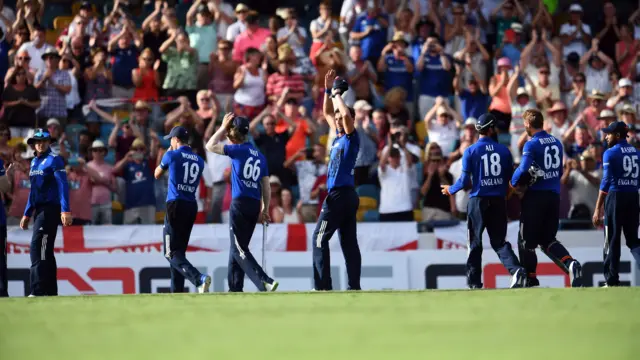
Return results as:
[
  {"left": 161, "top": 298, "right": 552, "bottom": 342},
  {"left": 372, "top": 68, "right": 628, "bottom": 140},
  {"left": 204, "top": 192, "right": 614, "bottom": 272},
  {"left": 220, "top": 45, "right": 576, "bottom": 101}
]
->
[
  {"left": 154, "top": 126, "right": 211, "bottom": 293},
  {"left": 442, "top": 114, "right": 526, "bottom": 289},
  {"left": 592, "top": 121, "right": 640, "bottom": 287},
  {"left": 206, "top": 113, "right": 278, "bottom": 292},
  {"left": 511, "top": 109, "right": 583, "bottom": 287}
]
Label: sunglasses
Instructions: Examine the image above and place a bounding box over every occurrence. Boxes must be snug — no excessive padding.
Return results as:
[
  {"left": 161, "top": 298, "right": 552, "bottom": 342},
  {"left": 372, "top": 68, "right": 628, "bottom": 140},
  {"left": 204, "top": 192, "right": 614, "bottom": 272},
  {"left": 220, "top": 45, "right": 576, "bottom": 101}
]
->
[
  {"left": 219, "top": 47, "right": 230, "bottom": 51},
  {"left": 18, "top": 57, "right": 31, "bottom": 60},
  {"left": 540, "top": 71, "right": 550, "bottom": 75}
]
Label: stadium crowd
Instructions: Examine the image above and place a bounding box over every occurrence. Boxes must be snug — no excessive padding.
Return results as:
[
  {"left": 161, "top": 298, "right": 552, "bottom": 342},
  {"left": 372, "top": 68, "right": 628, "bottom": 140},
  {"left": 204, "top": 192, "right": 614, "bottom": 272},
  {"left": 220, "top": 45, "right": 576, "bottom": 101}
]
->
[{"left": 0, "top": 0, "right": 638, "bottom": 226}]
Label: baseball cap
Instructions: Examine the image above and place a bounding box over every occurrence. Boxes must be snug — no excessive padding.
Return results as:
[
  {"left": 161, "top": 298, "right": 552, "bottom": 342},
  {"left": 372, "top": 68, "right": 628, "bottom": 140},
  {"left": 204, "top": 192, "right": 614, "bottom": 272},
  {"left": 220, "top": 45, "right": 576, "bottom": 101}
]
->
[
  {"left": 232, "top": 116, "right": 250, "bottom": 135},
  {"left": 27, "top": 128, "right": 51, "bottom": 145},
  {"left": 475, "top": 113, "right": 496, "bottom": 130},
  {"left": 354, "top": 100, "right": 372, "bottom": 111},
  {"left": 601, "top": 121, "right": 629, "bottom": 134},
  {"left": 164, "top": 125, "right": 189, "bottom": 142},
  {"left": 619, "top": 78, "right": 633, "bottom": 88},
  {"left": 569, "top": 4, "right": 583, "bottom": 12}
]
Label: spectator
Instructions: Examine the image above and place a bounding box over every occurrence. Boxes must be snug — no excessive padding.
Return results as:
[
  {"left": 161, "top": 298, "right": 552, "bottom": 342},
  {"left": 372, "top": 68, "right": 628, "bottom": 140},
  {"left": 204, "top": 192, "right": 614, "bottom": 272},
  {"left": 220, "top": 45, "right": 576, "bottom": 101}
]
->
[
  {"left": 490, "top": 0, "right": 525, "bottom": 48},
  {"left": 520, "top": 29, "right": 562, "bottom": 87},
  {"left": 310, "top": 1, "right": 339, "bottom": 60},
  {"left": 416, "top": 36, "right": 451, "bottom": 121},
  {"left": 208, "top": 39, "right": 237, "bottom": 110},
  {"left": 6, "top": 147, "right": 30, "bottom": 225},
  {"left": 250, "top": 107, "right": 290, "bottom": 187},
  {"left": 495, "top": 25, "right": 521, "bottom": 67},
  {"left": 620, "top": 104, "right": 637, "bottom": 128},
  {"left": 66, "top": 36, "right": 90, "bottom": 74},
  {"left": 607, "top": 78, "right": 634, "bottom": 114},
  {"left": 596, "top": 108, "right": 618, "bottom": 140},
  {"left": 34, "top": 49, "right": 71, "bottom": 125},
  {"left": 371, "top": 107, "right": 390, "bottom": 151},
  {"left": 17, "top": 24, "right": 51, "bottom": 74},
  {"left": 4, "top": 49, "right": 33, "bottom": 86},
  {"left": 232, "top": 11, "right": 270, "bottom": 63},
  {"left": 278, "top": 98, "right": 315, "bottom": 159},
  {"left": 390, "top": 6, "right": 416, "bottom": 45},
  {"left": 262, "top": 35, "right": 279, "bottom": 75},
  {"left": 595, "top": 2, "right": 620, "bottom": 63},
  {"left": 141, "top": 3, "right": 169, "bottom": 64},
  {"left": 207, "top": 0, "right": 235, "bottom": 41},
  {"left": 565, "top": 72, "right": 588, "bottom": 120},
  {"left": 196, "top": 90, "right": 218, "bottom": 131},
  {"left": 113, "top": 137, "right": 158, "bottom": 225},
  {"left": 352, "top": 100, "right": 377, "bottom": 185},
  {"left": 233, "top": 47, "right": 267, "bottom": 120},
  {"left": 132, "top": 48, "right": 160, "bottom": 102},
  {"left": 346, "top": 44, "right": 378, "bottom": 105},
  {"left": 0, "top": 0, "right": 14, "bottom": 29},
  {"left": 15, "top": 0, "right": 44, "bottom": 34},
  {"left": 581, "top": 89, "right": 607, "bottom": 132},
  {"left": 60, "top": 54, "right": 82, "bottom": 122},
  {"left": 283, "top": 143, "right": 327, "bottom": 223},
  {"left": 384, "top": 87, "right": 410, "bottom": 128},
  {"left": 453, "top": 61, "right": 488, "bottom": 121},
  {"left": 560, "top": 4, "right": 592, "bottom": 58},
  {"left": 561, "top": 150, "right": 602, "bottom": 218},
  {"left": 108, "top": 24, "right": 142, "bottom": 99},
  {"left": 160, "top": 30, "right": 198, "bottom": 104},
  {"left": 266, "top": 49, "right": 305, "bottom": 103},
  {"left": 527, "top": 63, "right": 559, "bottom": 113},
  {"left": 277, "top": 9, "right": 307, "bottom": 57},
  {"left": 423, "top": 97, "right": 461, "bottom": 158},
  {"left": 377, "top": 32, "right": 414, "bottom": 120},
  {"left": 84, "top": 47, "right": 112, "bottom": 105},
  {"left": 8, "top": 28, "right": 29, "bottom": 64},
  {"left": 86, "top": 140, "right": 115, "bottom": 225},
  {"left": 454, "top": 28, "right": 490, "bottom": 89},
  {"left": 163, "top": 98, "right": 205, "bottom": 153},
  {"left": 2, "top": 66, "right": 39, "bottom": 134},
  {"left": 420, "top": 142, "right": 455, "bottom": 221},
  {"left": 272, "top": 188, "right": 302, "bottom": 224},
  {"left": 186, "top": 0, "right": 217, "bottom": 90},
  {"left": 267, "top": 174, "right": 283, "bottom": 220},
  {"left": 443, "top": 4, "right": 471, "bottom": 55},
  {"left": 102, "top": 1, "right": 126, "bottom": 40},
  {"left": 563, "top": 122, "right": 593, "bottom": 159},
  {"left": 67, "top": 156, "right": 102, "bottom": 225},
  {"left": 107, "top": 114, "right": 143, "bottom": 162},
  {"left": 45, "top": 118, "right": 69, "bottom": 158},
  {"left": 350, "top": 2, "right": 389, "bottom": 65},
  {"left": 615, "top": 24, "right": 638, "bottom": 79},
  {"left": 580, "top": 39, "right": 614, "bottom": 94},
  {"left": 547, "top": 101, "right": 570, "bottom": 140},
  {"left": 205, "top": 134, "right": 231, "bottom": 223},
  {"left": 68, "top": 1, "right": 101, "bottom": 39},
  {"left": 378, "top": 145, "right": 414, "bottom": 222},
  {"left": 226, "top": 3, "right": 249, "bottom": 42},
  {"left": 508, "top": 86, "right": 535, "bottom": 161},
  {"left": 488, "top": 57, "right": 512, "bottom": 130},
  {"left": 311, "top": 31, "right": 345, "bottom": 113}
]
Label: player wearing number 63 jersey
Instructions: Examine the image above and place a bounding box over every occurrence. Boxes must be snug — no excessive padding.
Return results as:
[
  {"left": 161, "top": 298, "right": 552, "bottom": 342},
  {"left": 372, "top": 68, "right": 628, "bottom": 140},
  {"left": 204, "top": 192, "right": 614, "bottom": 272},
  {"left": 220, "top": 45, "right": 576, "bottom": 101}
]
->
[
  {"left": 442, "top": 114, "right": 525, "bottom": 289},
  {"left": 155, "top": 126, "right": 211, "bottom": 293},
  {"left": 511, "top": 109, "right": 583, "bottom": 287},
  {"left": 206, "top": 113, "right": 278, "bottom": 292},
  {"left": 592, "top": 121, "right": 640, "bottom": 287}
]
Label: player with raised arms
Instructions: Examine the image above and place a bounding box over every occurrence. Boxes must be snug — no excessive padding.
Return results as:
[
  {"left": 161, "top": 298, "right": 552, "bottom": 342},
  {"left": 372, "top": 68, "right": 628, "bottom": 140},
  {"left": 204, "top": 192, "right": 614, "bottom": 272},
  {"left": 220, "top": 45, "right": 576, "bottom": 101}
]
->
[
  {"left": 205, "top": 113, "right": 278, "bottom": 292},
  {"left": 311, "top": 69, "right": 361, "bottom": 291}
]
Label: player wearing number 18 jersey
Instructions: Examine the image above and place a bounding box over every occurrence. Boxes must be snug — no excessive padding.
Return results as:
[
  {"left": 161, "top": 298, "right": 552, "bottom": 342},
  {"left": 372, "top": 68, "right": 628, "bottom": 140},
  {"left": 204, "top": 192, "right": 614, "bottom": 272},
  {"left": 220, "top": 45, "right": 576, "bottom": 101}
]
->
[
  {"left": 442, "top": 114, "right": 525, "bottom": 289},
  {"left": 511, "top": 109, "right": 582, "bottom": 287},
  {"left": 206, "top": 113, "right": 278, "bottom": 292},
  {"left": 155, "top": 126, "right": 211, "bottom": 293},
  {"left": 592, "top": 121, "right": 640, "bottom": 286}
]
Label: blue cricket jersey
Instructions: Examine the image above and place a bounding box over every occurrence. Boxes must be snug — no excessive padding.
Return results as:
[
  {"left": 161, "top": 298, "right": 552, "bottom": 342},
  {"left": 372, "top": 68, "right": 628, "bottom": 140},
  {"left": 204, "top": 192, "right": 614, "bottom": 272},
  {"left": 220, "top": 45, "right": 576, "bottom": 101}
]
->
[
  {"left": 24, "top": 149, "right": 70, "bottom": 217},
  {"left": 122, "top": 159, "right": 156, "bottom": 210},
  {"left": 0, "top": 159, "right": 6, "bottom": 225},
  {"left": 160, "top": 145, "right": 205, "bottom": 202},
  {"left": 600, "top": 140, "right": 640, "bottom": 193},
  {"left": 327, "top": 131, "right": 360, "bottom": 190},
  {"left": 511, "top": 131, "right": 563, "bottom": 194},
  {"left": 449, "top": 137, "right": 513, "bottom": 198},
  {"left": 383, "top": 54, "right": 414, "bottom": 98},
  {"left": 224, "top": 142, "right": 269, "bottom": 201}
]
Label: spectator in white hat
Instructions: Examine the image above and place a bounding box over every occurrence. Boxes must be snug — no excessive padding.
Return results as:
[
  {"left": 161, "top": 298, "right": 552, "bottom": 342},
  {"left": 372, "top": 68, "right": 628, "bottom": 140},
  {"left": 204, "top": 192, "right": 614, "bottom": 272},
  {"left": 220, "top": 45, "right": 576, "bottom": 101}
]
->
[
  {"left": 580, "top": 39, "right": 614, "bottom": 95},
  {"left": 352, "top": 99, "right": 377, "bottom": 185},
  {"left": 620, "top": 104, "right": 637, "bottom": 128},
  {"left": 547, "top": 101, "right": 570, "bottom": 140},
  {"left": 226, "top": 3, "right": 249, "bottom": 42},
  {"left": 87, "top": 140, "right": 115, "bottom": 225},
  {"left": 560, "top": 4, "right": 592, "bottom": 58},
  {"left": 378, "top": 144, "right": 414, "bottom": 222},
  {"left": 596, "top": 108, "right": 618, "bottom": 140},
  {"left": 606, "top": 78, "right": 634, "bottom": 113},
  {"left": 45, "top": 118, "right": 69, "bottom": 159}
]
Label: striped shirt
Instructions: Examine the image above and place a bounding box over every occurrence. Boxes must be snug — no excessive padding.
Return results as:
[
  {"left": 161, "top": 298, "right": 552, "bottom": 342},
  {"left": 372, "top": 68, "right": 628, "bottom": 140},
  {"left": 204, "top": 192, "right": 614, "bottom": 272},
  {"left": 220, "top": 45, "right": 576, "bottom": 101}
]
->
[
  {"left": 35, "top": 69, "right": 71, "bottom": 119},
  {"left": 266, "top": 72, "right": 305, "bottom": 100}
]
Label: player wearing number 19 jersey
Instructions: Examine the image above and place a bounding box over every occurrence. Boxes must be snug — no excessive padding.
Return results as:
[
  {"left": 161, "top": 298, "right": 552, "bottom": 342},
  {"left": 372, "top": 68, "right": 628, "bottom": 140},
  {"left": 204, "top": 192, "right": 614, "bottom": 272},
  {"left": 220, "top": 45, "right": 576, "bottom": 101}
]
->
[
  {"left": 205, "top": 113, "right": 278, "bottom": 292},
  {"left": 511, "top": 109, "right": 582, "bottom": 287},
  {"left": 442, "top": 114, "right": 525, "bottom": 289},
  {"left": 593, "top": 121, "right": 640, "bottom": 287},
  {"left": 155, "top": 126, "right": 211, "bottom": 293}
]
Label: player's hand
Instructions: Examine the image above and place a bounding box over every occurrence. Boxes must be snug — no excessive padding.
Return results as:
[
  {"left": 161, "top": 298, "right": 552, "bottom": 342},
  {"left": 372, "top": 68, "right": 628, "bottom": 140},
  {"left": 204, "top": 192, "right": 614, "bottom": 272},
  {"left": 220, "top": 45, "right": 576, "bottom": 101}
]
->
[
  {"left": 221, "top": 112, "right": 235, "bottom": 129},
  {"left": 19, "top": 216, "right": 29, "bottom": 230},
  {"left": 262, "top": 210, "right": 271, "bottom": 224},
  {"left": 324, "top": 69, "right": 336, "bottom": 90},
  {"left": 440, "top": 185, "right": 451, "bottom": 196},
  {"left": 61, "top": 212, "right": 73, "bottom": 226},
  {"left": 592, "top": 208, "right": 603, "bottom": 228}
]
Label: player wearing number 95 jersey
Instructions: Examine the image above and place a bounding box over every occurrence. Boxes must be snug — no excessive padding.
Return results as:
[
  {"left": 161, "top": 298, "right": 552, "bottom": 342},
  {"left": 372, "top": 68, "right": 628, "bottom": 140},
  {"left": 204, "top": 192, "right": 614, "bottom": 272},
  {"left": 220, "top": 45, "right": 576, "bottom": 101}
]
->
[
  {"left": 155, "top": 126, "right": 211, "bottom": 293},
  {"left": 442, "top": 114, "right": 526, "bottom": 289},
  {"left": 592, "top": 121, "right": 640, "bottom": 287},
  {"left": 206, "top": 113, "right": 278, "bottom": 292},
  {"left": 511, "top": 109, "right": 583, "bottom": 287}
]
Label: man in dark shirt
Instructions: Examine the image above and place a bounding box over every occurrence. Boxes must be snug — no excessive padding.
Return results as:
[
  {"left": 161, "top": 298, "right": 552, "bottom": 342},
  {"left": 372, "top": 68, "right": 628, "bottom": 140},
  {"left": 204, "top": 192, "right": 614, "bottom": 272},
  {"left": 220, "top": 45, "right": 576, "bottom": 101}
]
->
[{"left": 249, "top": 107, "right": 291, "bottom": 188}]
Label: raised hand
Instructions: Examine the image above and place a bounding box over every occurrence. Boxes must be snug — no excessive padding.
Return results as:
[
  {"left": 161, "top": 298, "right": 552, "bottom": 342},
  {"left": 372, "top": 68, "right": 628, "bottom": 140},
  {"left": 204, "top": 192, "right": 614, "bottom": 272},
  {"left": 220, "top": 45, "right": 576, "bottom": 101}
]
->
[
  {"left": 222, "top": 112, "right": 235, "bottom": 129},
  {"left": 324, "top": 68, "right": 336, "bottom": 90}
]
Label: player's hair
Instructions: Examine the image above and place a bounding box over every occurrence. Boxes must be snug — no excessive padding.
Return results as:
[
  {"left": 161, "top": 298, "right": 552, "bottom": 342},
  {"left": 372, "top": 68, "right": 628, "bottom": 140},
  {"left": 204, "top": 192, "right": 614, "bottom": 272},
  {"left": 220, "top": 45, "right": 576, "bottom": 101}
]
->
[
  {"left": 228, "top": 127, "right": 246, "bottom": 143},
  {"left": 478, "top": 127, "right": 492, "bottom": 136},
  {"left": 523, "top": 109, "right": 544, "bottom": 130}
]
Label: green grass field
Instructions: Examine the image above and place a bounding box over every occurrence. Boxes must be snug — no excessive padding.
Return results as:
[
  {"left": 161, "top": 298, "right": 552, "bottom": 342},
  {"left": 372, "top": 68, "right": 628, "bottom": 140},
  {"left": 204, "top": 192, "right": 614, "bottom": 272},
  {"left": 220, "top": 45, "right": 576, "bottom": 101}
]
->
[{"left": 1, "top": 288, "right": 639, "bottom": 360}]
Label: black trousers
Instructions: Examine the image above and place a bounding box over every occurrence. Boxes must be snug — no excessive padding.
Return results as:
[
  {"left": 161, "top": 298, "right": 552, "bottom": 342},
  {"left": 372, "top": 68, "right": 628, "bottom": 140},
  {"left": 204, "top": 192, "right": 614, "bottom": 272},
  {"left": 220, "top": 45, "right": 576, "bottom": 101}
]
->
[
  {"left": 603, "top": 191, "right": 640, "bottom": 285},
  {"left": 163, "top": 200, "right": 202, "bottom": 293},
  {"left": 30, "top": 205, "right": 60, "bottom": 296}
]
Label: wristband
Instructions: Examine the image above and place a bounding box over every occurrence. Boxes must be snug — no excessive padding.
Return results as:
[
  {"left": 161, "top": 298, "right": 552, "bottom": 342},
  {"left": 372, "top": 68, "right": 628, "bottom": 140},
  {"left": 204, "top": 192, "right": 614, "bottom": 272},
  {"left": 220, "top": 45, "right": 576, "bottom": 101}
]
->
[{"left": 325, "top": 88, "right": 332, "bottom": 95}]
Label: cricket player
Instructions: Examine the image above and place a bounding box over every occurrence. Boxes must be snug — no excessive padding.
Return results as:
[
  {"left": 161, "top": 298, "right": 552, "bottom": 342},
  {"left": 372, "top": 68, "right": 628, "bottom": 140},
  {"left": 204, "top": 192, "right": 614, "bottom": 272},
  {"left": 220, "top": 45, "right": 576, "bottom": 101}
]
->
[
  {"left": 592, "top": 121, "right": 640, "bottom": 286},
  {"left": 21, "top": 129, "right": 73, "bottom": 297},
  {"left": 154, "top": 126, "right": 211, "bottom": 293},
  {"left": 311, "top": 69, "right": 362, "bottom": 291},
  {"left": 206, "top": 113, "right": 278, "bottom": 292},
  {"left": 0, "top": 158, "right": 11, "bottom": 297},
  {"left": 442, "top": 114, "right": 526, "bottom": 289},
  {"left": 511, "top": 109, "right": 583, "bottom": 287}
]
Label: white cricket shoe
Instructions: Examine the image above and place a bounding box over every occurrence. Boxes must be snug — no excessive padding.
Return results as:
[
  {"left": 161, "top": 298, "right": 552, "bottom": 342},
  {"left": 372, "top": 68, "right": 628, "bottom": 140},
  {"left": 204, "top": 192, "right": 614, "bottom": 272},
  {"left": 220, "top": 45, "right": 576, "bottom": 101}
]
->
[
  {"left": 197, "top": 275, "right": 211, "bottom": 293},
  {"left": 265, "top": 280, "right": 279, "bottom": 292}
]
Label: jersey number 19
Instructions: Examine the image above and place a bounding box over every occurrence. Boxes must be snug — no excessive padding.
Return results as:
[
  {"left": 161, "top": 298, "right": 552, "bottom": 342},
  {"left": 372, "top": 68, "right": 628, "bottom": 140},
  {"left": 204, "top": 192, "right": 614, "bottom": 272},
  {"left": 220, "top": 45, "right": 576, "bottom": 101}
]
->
[{"left": 182, "top": 162, "right": 200, "bottom": 184}]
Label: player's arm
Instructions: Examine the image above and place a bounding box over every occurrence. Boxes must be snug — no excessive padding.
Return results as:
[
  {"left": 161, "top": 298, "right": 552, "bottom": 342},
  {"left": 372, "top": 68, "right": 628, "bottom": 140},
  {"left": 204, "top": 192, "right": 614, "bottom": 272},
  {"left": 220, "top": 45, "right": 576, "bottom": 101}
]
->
[
  {"left": 333, "top": 86, "right": 355, "bottom": 135},
  {"left": 446, "top": 147, "right": 472, "bottom": 195},
  {"left": 154, "top": 150, "right": 171, "bottom": 179},
  {"left": 323, "top": 69, "right": 337, "bottom": 132},
  {"left": 260, "top": 175, "right": 271, "bottom": 222},
  {"left": 511, "top": 141, "right": 535, "bottom": 187},
  {"left": 205, "top": 112, "right": 234, "bottom": 155},
  {"left": 593, "top": 151, "right": 612, "bottom": 226}
]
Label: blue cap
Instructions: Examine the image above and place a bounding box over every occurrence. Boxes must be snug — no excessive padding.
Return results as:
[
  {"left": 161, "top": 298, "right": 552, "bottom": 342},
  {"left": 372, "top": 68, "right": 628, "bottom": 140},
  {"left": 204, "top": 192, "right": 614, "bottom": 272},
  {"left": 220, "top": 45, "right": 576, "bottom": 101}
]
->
[
  {"left": 475, "top": 113, "right": 496, "bottom": 131},
  {"left": 163, "top": 126, "right": 189, "bottom": 141},
  {"left": 601, "top": 121, "right": 629, "bottom": 135},
  {"left": 232, "top": 116, "right": 250, "bottom": 135},
  {"left": 27, "top": 128, "right": 51, "bottom": 145}
]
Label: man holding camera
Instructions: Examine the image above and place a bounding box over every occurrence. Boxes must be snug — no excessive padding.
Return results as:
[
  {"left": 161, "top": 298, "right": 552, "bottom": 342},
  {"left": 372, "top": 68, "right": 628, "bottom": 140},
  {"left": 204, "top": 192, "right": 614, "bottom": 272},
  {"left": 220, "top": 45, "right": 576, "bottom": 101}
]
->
[{"left": 416, "top": 36, "right": 451, "bottom": 121}]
